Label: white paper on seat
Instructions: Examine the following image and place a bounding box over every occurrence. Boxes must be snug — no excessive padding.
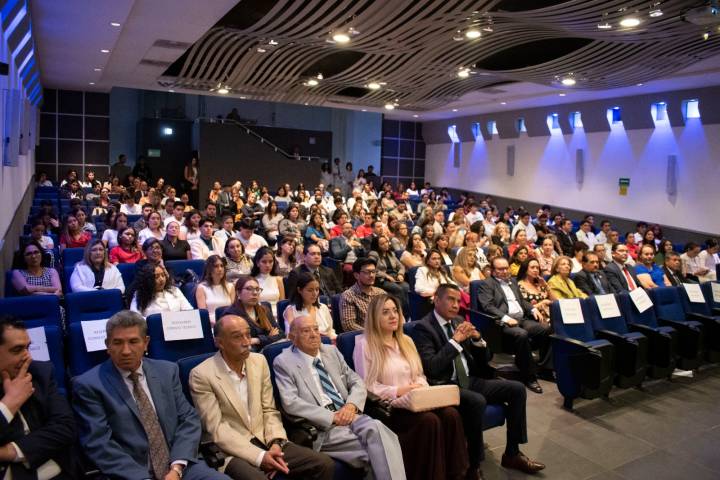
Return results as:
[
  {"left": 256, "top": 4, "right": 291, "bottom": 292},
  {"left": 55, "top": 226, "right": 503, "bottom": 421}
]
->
[
  {"left": 27, "top": 327, "right": 50, "bottom": 361},
  {"left": 161, "top": 310, "right": 203, "bottom": 341},
  {"left": 629, "top": 288, "right": 653, "bottom": 313},
  {"left": 81, "top": 319, "right": 109, "bottom": 352},
  {"left": 559, "top": 298, "right": 584, "bottom": 324},
  {"left": 683, "top": 283, "right": 705, "bottom": 303},
  {"left": 595, "top": 294, "right": 621, "bottom": 319},
  {"left": 712, "top": 283, "right": 720, "bottom": 303}
]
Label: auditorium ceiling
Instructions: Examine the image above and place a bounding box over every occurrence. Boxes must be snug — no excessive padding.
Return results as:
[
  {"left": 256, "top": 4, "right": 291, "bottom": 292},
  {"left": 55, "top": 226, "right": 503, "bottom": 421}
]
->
[{"left": 31, "top": 0, "right": 720, "bottom": 119}]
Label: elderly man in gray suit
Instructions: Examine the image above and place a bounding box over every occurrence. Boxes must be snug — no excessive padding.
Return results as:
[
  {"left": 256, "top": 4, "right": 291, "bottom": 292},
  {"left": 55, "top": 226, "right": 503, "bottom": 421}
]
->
[{"left": 273, "top": 315, "right": 406, "bottom": 480}]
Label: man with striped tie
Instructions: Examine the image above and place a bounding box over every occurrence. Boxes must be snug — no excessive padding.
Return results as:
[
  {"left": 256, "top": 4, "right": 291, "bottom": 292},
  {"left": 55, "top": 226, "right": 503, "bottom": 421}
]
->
[{"left": 273, "top": 316, "right": 406, "bottom": 479}]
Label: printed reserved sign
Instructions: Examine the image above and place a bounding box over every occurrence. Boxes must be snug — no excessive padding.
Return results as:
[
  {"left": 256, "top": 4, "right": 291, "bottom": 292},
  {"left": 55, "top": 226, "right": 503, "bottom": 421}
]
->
[
  {"left": 161, "top": 310, "right": 204, "bottom": 341},
  {"left": 27, "top": 327, "right": 50, "bottom": 361},
  {"left": 81, "top": 319, "right": 109, "bottom": 352}
]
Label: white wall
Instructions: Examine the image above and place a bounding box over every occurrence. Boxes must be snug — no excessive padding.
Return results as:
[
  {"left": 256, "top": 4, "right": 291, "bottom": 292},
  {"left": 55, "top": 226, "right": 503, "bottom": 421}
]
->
[{"left": 426, "top": 119, "right": 720, "bottom": 235}]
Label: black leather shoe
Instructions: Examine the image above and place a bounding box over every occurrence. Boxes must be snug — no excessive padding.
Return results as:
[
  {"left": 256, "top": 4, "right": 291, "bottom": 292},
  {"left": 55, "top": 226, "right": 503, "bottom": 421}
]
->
[
  {"left": 501, "top": 452, "right": 546, "bottom": 474},
  {"left": 526, "top": 379, "right": 543, "bottom": 394}
]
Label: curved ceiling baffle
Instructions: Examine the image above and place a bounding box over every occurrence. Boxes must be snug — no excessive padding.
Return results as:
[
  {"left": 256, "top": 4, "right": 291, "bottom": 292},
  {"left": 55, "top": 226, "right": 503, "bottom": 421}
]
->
[{"left": 159, "top": 0, "right": 720, "bottom": 112}]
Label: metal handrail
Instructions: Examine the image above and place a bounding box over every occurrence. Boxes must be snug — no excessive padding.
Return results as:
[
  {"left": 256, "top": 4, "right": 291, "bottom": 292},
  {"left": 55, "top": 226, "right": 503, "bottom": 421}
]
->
[{"left": 196, "top": 117, "right": 326, "bottom": 163}]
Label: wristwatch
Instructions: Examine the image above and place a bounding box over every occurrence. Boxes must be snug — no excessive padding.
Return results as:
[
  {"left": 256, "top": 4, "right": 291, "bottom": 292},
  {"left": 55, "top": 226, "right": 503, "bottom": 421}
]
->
[
  {"left": 269, "top": 438, "right": 289, "bottom": 450},
  {"left": 171, "top": 465, "right": 184, "bottom": 479}
]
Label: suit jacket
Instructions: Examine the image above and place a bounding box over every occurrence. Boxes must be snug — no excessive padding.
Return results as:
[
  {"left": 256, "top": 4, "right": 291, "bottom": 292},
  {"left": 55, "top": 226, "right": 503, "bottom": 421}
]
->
[
  {"left": 477, "top": 276, "right": 534, "bottom": 325},
  {"left": 663, "top": 266, "right": 695, "bottom": 286},
  {"left": 556, "top": 230, "right": 577, "bottom": 257},
  {"left": 547, "top": 275, "right": 588, "bottom": 299},
  {"left": 412, "top": 312, "right": 493, "bottom": 385},
  {"left": 573, "top": 269, "right": 613, "bottom": 296},
  {"left": 273, "top": 344, "right": 367, "bottom": 450},
  {"left": 368, "top": 250, "right": 405, "bottom": 281},
  {"left": 72, "top": 358, "right": 203, "bottom": 479},
  {"left": 0, "top": 361, "right": 78, "bottom": 480},
  {"left": 604, "top": 262, "right": 641, "bottom": 293},
  {"left": 286, "top": 264, "right": 341, "bottom": 298},
  {"left": 189, "top": 352, "right": 286, "bottom": 465},
  {"left": 329, "top": 236, "right": 364, "bottom": 262}
]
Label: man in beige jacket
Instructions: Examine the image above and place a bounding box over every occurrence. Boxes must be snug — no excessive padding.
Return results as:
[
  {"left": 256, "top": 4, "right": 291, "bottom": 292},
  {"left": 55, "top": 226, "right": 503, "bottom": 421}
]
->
[{"left": 189, "top": 314, "right": 334, "bottom": 480}]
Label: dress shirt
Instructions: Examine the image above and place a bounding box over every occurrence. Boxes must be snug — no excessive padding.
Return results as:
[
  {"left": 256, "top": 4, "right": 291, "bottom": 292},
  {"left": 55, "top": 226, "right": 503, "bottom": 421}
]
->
[
  {"left": 218, "top": 358, "right": 266, "bottom": 467},
  {"left": 497, "top": 278, "right": 525, "bottom": 325},
  {"left": 434, "top": 311, "right": 486, "bottom": 383},
  {"left": 576, "top": 230, "right": 597, "bottom": 249},
  {"left": 296, "top": 349, "right": 340, "bottom": 408},
  {"left": 115, "top": 363, "right": 187, "bottom": 469}
]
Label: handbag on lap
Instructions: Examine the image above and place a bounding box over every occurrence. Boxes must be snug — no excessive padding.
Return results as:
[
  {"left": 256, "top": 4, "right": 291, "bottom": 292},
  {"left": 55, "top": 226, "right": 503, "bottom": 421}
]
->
[{"left": 403, "top": 384, "right": 460, "bottom": 412}]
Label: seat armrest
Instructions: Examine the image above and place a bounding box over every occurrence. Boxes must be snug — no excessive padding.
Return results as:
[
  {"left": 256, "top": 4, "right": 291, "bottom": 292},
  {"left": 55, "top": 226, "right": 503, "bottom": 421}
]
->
[
  {"left": 595, "top": 329, "right": 630, "bottom": 343},
  {"left": 282, "top": 413, "right": 318, "bottom": 447},
  {"left": 658, "top": 317, "right": 700, "bottom": 331},
  {"left": 364, "top": 391, "right": 393, "bottom": 422},
  {"left": 628, "top": 323, "right": 673, "bottom": 339},
  {"left": 686, "top": 312, "right": 715, "bottom": 323},
  {"left": 199, "top": 441, "right": 226, "bottom": 470}
]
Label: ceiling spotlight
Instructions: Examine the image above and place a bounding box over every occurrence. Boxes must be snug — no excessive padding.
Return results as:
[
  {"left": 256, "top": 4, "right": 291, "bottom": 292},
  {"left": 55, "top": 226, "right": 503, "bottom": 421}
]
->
[
  {"left": 384, "top": 104, "right": 395, "bottom": 110},
  {"left": 168, "top": 89, "right": 175, "bottom": 93},
  {"left": 452, "top": 109, "right": 458, "bottom": 112},
  {"left": 217, "top": 87, "right": 229, "bottom": 94},
  {"left": 636, "top": 83, "right": 644, "bottom": 86},
  {"left": 465, "top": 29, "right": 481, "bottom": 39},
  {"left": 361, "top": 109, "right": 367, "bottom": 112},
  {"left": 597, "top": 22, "right": 612, "bottom": 29},
  {"left": 413, "top": 114, "right": 419, "bottom": 118},
  {"left": 110, "top": 22, "right": 121, "bottom": 27},
  {"left": 559, "top": 93, "right": 566, "bottom": 97},
  {"left": 500, "top": 102, "right": 507, "bottom": 105},
  {"left": 100, "top": 49, "right": 110, "bottom": 53},
  {"left": 457, "top": 69, "right": 470, "bottom": 78},
  {"left": 620, "top": 17, "right": 641, "bottom": 27},
  {"left": 561, "top": 77, "right": 576, "bottom": 86},
  {"left": 240, "top": 96, "right": 247, "bottom": 99},
  {"left": 268, "top": 39, "right": 278, "bottom": 46},
  {"left": 332, "top": 32, "right": 351, "bottom": 44},
  {"left": 649, "top": 8, "right": 663, "bottom": 17},
  {"left": 306, "top": 79, "right": 319, "bottom": 87},
  {"left": 257, "top": 47, "right": 267, "bottom": 53},
  {"left": 367, "top": 82, "right": 381, "bottom": 90},
  {"left": 703, "top": 32, "right": 710, "bottom": 40},
  {"left": 316, "top": 73, "right": 323, "bottom": 80},
  {"left": 88, "top": 82, "right": 95, "bottom": 85},
  {"left": 93, "top": 68, "right": 102, "bottom": 72}
]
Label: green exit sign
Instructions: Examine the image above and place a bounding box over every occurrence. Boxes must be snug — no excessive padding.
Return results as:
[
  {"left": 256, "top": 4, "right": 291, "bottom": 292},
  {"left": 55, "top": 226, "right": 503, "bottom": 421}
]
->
[{"left": 147, "top": 149, "right": 161, "bottom": 157}]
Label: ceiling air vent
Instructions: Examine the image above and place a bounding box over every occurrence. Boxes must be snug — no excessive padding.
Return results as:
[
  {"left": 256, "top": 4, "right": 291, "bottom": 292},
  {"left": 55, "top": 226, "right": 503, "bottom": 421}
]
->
[
  {"left": 140, "top": 59, "right": 172, "bottom": 68},
  {"left": 152, "top": 39, "right": 192, "bottom": 50}
]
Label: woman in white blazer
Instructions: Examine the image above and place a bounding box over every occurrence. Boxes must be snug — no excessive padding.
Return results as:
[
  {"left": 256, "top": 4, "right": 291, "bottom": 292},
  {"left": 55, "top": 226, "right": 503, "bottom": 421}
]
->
[{"left": 70, "top": 239, "right": 125, "bottom": 293}]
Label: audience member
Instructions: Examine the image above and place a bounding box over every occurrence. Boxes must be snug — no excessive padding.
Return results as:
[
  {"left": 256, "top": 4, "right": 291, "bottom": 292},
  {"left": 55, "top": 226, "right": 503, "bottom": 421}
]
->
[
  {"left": 251, "top": 246, "right": 285, "bottom": 313},
  {"left": 196, "top": 255, "right": 235, "bottom": 326},
  {"left": 70, "top": 239, "right": 125, "bottom": 293},
  {"left": 452, "top": 248, "right": 484, "bottom": 294},
  {"left": 547, "top": 256, "right": 588, "bottom": 300},
  {"left": 663, "top": 251, "right": 694, "bottom": 286},
  {"left": 72, "top": 311, "right": 229, "bottom": 479},
  {"left": 109, "top": 226, "right": 143, "bottom": 264},
  {"left": 190, "top": 218, "right": 221, "bottom": 260},
  {"left": 224, "top": 238, "right": 253, "bottom": 283},
  {"left": 353, "top": 294, "right": 469, "bottom": 480},
  {"left": 286, "top": 244, "right": 342, "bottom": 298},
  {"left": 11, "top": 240, "right": 62, "bottom": 297},
  {"left": 184, "top": 210, "right": 203, "bottom": 241},
  {"left": 59, "top": 212, "right": 92, "bottom": 251},
  {"left": 238, "top": 219, "right": 269, "bottom": 258},
  {"left": 223, "top": 276, "right": 284, "bottom": 350},
  {"left": 555, "top": 219, "right": 576, "bottom": 257},
  {"left": 413, "top": 285, "right": 544, "bottom": 476},
  {"left": 339, "top": 258, "right": 386, "bottom": 332},
  {"left": 415, "top": 249, "right": 455, "bottom": 299},
  {"left": 368, "top": 235, "right": 409, "bottom": 308},
  {"left": 575, "top": 220, "right": 597, "bottom": 249},
  {"left": 573, "top": 252, "right": 613, "bottom": 296},
  {"left": 161, "top": 220, "right": 192, "bottom": 261},
  {"left": 283, "top": 272, "right": 336, "bottom": 339},
  {"left": 137, "top": 211, "right": 165, "bottom": 245},
  {"left": 273, "top": 315, "right": 406, "bottom": 479},
  {"left": 276, "top": 236, "right": 299, "bottom": 277},
  {"left": 516, "top": 259, "right": 551, "bottom": 324},
  {"left": 130, "top": 264, "right": 193, "bottom": 316},
  {"left": 604, "top": 244, "right": 641, "bottom": 292},
  {"left": 508, "top": 246, "right": 529, "bottom": 277},
  {"left": 635, "top": 244, "right": 671, "bottom": 289},
  {"left": 400, "top": 233, "right": 426, "bottom": 270},
  {"left": 477, "top": 257, "right": 550, "bottom": 393},
  {"left": 571, "top": 241, "right": 588, "bottom": 273}
]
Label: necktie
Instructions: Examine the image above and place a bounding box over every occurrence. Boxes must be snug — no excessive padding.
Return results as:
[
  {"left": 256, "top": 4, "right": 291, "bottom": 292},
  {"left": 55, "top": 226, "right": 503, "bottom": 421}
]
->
[
  {"left": 622, "top": 267, "right": 637, "bottom": 291},
  {"left": 313, "top": 358, "right": 345, "bottom": 410},
  {"left": 129, "top": 372, "right": 170, "bottom": 479},
  {"left": 592, "top": 273, "right": 606, "bottom": 294},
  {"left": 444, "top": 323, "right": 470, "bottom": 388},
  {"left": 314, "top": 269, "right": 327, "bottom": 296}
]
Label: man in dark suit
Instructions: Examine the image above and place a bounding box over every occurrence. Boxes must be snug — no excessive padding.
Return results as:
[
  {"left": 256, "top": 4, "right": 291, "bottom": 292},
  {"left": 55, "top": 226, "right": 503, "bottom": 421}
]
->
[
  {"left": 574, "top": 252, "right": 614, "bottom": 296},
  {"left": 72, "top": 311, "right": 229, "bottom": 480},
  {"left": 477, "top": 258, "right": 551, "bottom": 393},
  {"left": 604, "top": 243, "right": 641, "bottom": 292},
  {"left": 286, "top": 244, "right": 342, "bottom": 298},
  {"left": 555, "top": 219, "right": 577, "bottom": 257},
  {"left": 413, "top": 285, "right": 544, "bottom": 478},
  {"left": 663, "top": 251, "right": 695, "bottom": 286},
  {"left": 0, "top": 315, "right": 79, "bottom": 480}
]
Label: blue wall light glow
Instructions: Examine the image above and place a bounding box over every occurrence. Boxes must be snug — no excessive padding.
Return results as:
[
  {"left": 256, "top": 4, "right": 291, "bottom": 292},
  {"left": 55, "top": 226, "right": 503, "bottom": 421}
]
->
[
  {"left": 546, "top": 113, "right": 560, "bottom": 131},
  {"left": 162, "top": 127, "right": 174, "bottom": 136},
  {"left": 447, "top": 124, "right": 460, "bottom": 143},
  {"left": 517, "top": 117, "right": 527, "bottom": 133},
  {"left": 471, "top": 122, "right": 482, "bottom": 141},
  {"left": 569, "top": 111, "right": 583, "bottom": 130},
  {"left": 487, "top": 120, "right": 498, "bottom": 137},
  {"left": 651, "top": 102, "right": 669, "bottom": 126},
  {"left": 606, "top": 107, "right": 623, "bottom": 127},
  {"left": 683, "top": 99, "right": 700, "bottom": 119}
]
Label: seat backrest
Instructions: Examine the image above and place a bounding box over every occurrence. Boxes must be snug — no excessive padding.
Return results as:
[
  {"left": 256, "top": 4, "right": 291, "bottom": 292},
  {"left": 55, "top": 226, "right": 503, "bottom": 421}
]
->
[
  {"left": 65, "top": 289, "right": 125, "bottom": 323},
  {"left": 165, "top": 259, "right": 205, "bottom": 278},
  {"left": 27, "top": 324, "right": 66, "bottom": 392},
  {"left": 177, "top": 352, "right": 215, "bottom": 405},
  {"left": 0, "top": 296, "right": 62, "bottom": 330},
  {"left": 648, "top": 286, "right": 686, "bottom": 322},
  {"left": 277, "top": 299, "right": 291, "bottom": 330},
  {"left": 406, "top": 267, "right": 418, "bottom": 290},
  {"left": 586, "top": 295, "right": 629, "bottom": 334},
  {"left": 63, "top": 266, "right": 75, "bottom": 292},
  {"left": 61, "top": 248, "right": 84, "bottom": 267},
  {"left": 4, "top": 270, "right": 20, "bottom": 297},
  {"left": 617, "top": 291, "right": 659, "bottom": 328},
  {"left": 330, "top": 294, "right": 343, "bottom": 334},
  {"left": 261, "top": 340, "right": 293, "bottom": 405},
  {"left": 67, "top": 322, "right": 109, "bottom": 377},
  {"left": 700, "top": 282, "right": 720, "bottom": 310},
  {"left": 469, "top": 280, "right": 483, "bottom": 312},
  {"left": 181, "top": 282, "right": 198, "bottom": 308},
  {"left": 116, "top": 262, "right": 136, "bottom": 289},
  {"left": 677, "top": 284, "right": 712, "bottom": 316},
  {"left": 550, "top": 299, "right": 596, "bottom": 343},
  {"left": 146, "top": 309, "right": 216, "bottom": 362},
  {"left": 336, "top": 330, "right": 362, "bottom": 370}
]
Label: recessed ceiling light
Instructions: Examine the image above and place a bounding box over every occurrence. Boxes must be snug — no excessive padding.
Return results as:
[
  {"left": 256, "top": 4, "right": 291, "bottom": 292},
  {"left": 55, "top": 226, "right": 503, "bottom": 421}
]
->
[
  {"left": 256, "top": 47, "right": 266, "bottom": 53},
  {"left": 413, "top": 114, "right": 419, "bottom": 118},
  {"left": 100, "top": 49, "right": 110, "bottom": 53},
  {"left": 561, "top": 77, "right": 576, "bottom": 86},
  {"left": 93, "top": 68, "right": 102, "bottom": 72},
  {"left": 110, "top": 22, "right": 121, "bottom": 27},
  {"left": 457, "top": 69, "right": 470, "bottom": 78},
  {"left": 306, "top": 79, "right": 319, "bottom": 87},
  {"left": 367, "top": 82, "right": 381, "bottom": 90},
  {"left": 332, "top": 32, "right": 351, "bottom": 44},
  {"left": 217, "top": 87, "right": 229, "bottom": 94},
  {"left": 240, "top": 96, "right": 247, "bottom": 99},
  {"left": 620, "top": 17, "right": 640, "bottom": 28},
  {"left": 597, "top": 22, "right": 612, "bottom": 30},
  {"left": 559, "top": 93, "right": 566, "bottom": 97},
  {"left": 168, "top": 89, "right": 174, "bottom": 93},
  {"left": 703, "top": 32, "right": 710, "bottom": 40},
  {"left": 500, "top": 102, "right": 506, "bottom": 105},
  {"left": 465, "top": 29, "right": 481, "bottom": 39},
  {"left": 384, "top": 104, "right": 395, "bottom": 110},
  {"left": 649, "top": 9, "right": 663, "bottom": 18},
  {"left": 636, "top": 83, "right": 644, "bottom": 86},
  {"left": 304, "top": 102, "right": 309, "bottom": 106},
  {"left": 452, "top": 109, "right": 458, "bottom": 112},
  {"left": 88, "top": 82, "right": 95, "bottom": 85},
  {"left": 361, "top": 109, "right": 367, "bottom": 112}
]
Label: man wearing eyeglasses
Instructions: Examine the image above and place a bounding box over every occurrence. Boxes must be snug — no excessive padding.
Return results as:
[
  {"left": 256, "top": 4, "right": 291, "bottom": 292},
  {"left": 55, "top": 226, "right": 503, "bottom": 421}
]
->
[{"left": 339, "top": 258, "right": 385, "bottom": 332}]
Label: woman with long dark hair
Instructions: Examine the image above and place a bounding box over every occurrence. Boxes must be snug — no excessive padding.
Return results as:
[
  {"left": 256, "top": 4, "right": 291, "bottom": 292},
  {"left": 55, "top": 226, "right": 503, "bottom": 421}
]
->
[
  {"left": 415, "top": 249, "right": 455, "bottom": 298},
  {"left": 276, "top": 236, "right": 299, "bottom": 277},
  {"left": 130, "top": 263, "right": 192, "bottom": 316},
  {"left": 11, "top": 240, "right": 62, "bottom": 297},
  {"left": 196, "top": 254, "right": 235, "bottom": 325},
  {"left": 109, "top": 226, "right": 143, "bottom": 264},
  {"left": 262, "top": 200, "right": 284, "bottom": 243},
  {"left": 368, "top": 235, "right": 409, "bottom": 309},
  {"left": 224, "top": 237, "right": 253, "bottom": 283},
  {"left": 283, "top": 272, "right": 336, "bottom": 339},
  {"left": 251, "top": 246, "right": 285, "bottom": 313},
  {"left": 59, "top": 212, "right": 92, "bottom": 251},
  {"left": 223, "top": 275, "right": 284, "bottom": 350}
]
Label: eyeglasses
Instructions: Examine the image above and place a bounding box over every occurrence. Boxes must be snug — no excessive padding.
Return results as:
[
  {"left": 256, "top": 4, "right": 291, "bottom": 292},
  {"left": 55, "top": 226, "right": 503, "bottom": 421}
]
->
[
  {"left": 24, "top": 250, "right": 41, "bottom": 256},
  {"left": 243, "top": 287, "right": 264, "bottom": 294},
  {"left": 360, "top": 269, "right": 377, "bottom": 275}
]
